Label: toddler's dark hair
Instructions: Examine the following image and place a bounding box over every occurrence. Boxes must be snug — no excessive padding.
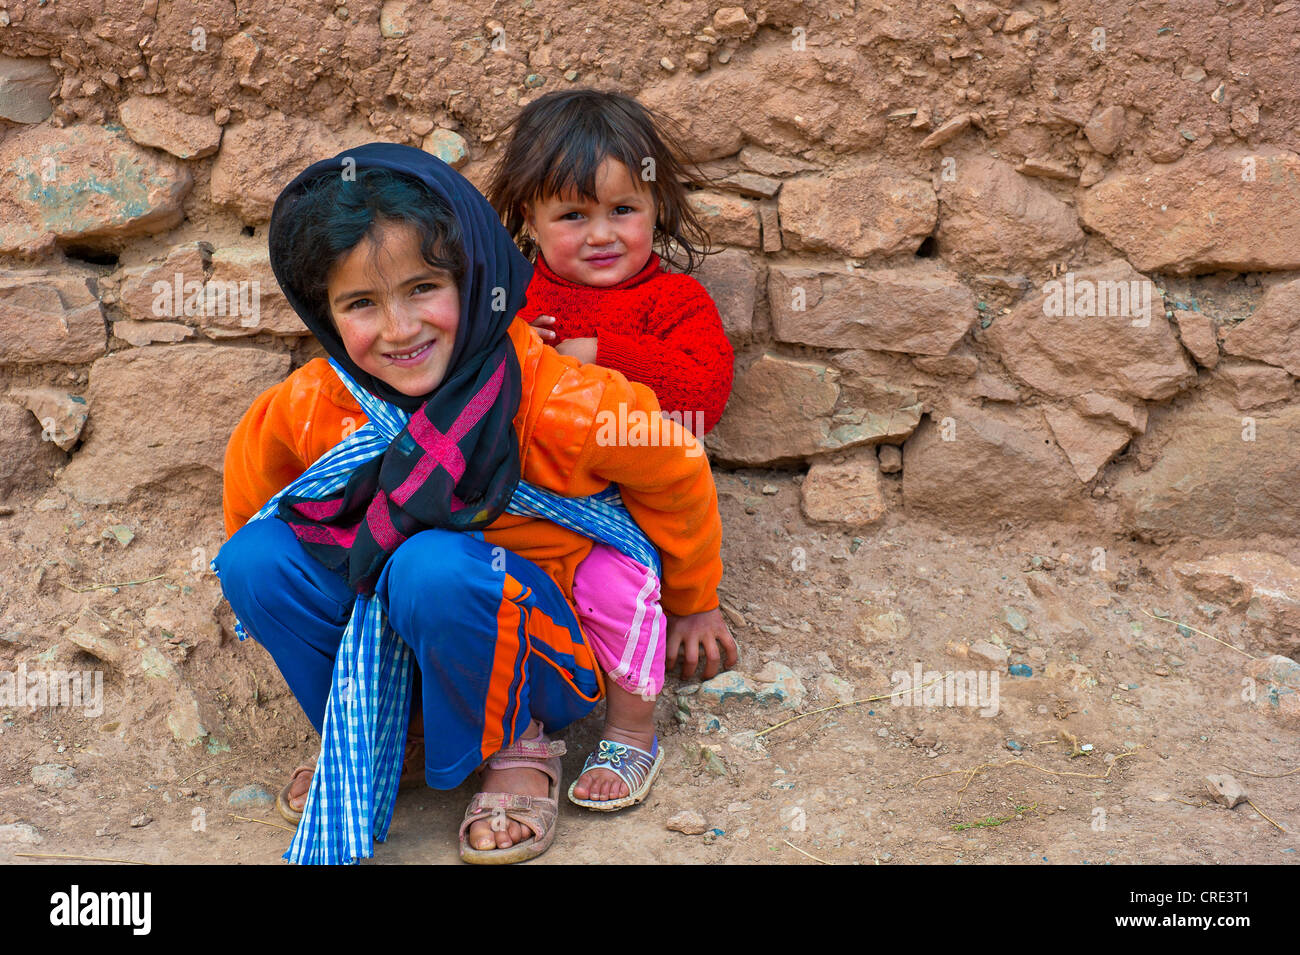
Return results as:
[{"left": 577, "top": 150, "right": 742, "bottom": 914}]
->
[
  {"left": 483, "top": 88, "right": 714, "bottom": 274},
  {"left": 272, "top": 167, "right": 467, "bottom": 327}
]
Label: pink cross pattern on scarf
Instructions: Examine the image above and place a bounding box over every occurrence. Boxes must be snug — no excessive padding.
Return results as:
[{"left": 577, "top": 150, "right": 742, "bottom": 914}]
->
[
  {"left": 283, "top": 359, "right": 508, "bottom": 568},
  {"left": 289, "top": 521, "right": 359, "bottom": 549},
  {"left": 389, "top": 359, "right": 506, "bottom": 508}
]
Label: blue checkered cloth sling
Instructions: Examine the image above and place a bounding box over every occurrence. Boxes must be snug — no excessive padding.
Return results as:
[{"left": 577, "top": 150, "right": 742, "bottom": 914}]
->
[{"left": 210, "top": 357, "right": 660, "bottom": 865}]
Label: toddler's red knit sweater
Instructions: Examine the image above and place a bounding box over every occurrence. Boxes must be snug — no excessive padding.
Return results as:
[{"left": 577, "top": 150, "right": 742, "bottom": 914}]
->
[{"left": 514, "top": 251, "right": 735, "bottom": 435}]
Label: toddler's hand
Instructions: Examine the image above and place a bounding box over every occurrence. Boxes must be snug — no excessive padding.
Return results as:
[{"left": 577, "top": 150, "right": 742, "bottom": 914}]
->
[
  {"left": 666, "top": 607, "right": 738, "bottom": 681},
  {"left": 554, "top": 336, "right": 598, "bottom": 365},
  {"left": 530, "top": 314, "right": 558, "bottom": 341}
]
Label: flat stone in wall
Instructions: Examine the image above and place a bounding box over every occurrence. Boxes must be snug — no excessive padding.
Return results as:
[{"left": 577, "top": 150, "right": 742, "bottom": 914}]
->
[
  {"left": 643, "top": 45, "right": 887, "bottom": 162},
  {"left": 1077, "top": 149, "right": 1300, "bottom": 274},
  {"left": 1222, "top": 278, "right": 1300, "bottom": 376},
  {"left": 118, "top": 242, "right": 210, "bottom": 324},
  {"left": 0, "top": 268, "right": 105, "bottom": 365},
  {"left": 780, "top": 164, "right": 936, "bottom": 258},
  {"left": 1071, "top": 392, "right": 1148, "bottom": 434},
  {"left": 1114, "top": 397, "right": 1300, "bottom": 542},
  {"left": 800, "top": 449, "right": 886, "bottom": 527},
  {"left": 117, "top": 242, "right": 303, "bottom": 338},
  {"left": 112, "top": 321, "right": 195, "bottom": 346},
  {"left": 935, "top": 156, "right": 1084, "bottom": 272},
  {"left": 0, "top": 56, "right": 58, "bottom": 124},
  {"left": 201, "top": 246, "right": 306, "bottom": 338},
  {"left": 1042, "top": 405, "right": 1133, "bottom": 483},
  {"left": 0, "top": 125, "right": 191, "bottom": 254},
  {"left": 7, "top": 386, "right": 88, "bottom": 451},
  {"left": 769, "top": 263, "right": 974, "bottom": 355},
  {"left": 0, "top": 398, "right": 65, "bottom": 497},
  {"left": 984, "top": 259, "right": 1196, "bottom": 401},
  {"left": 1172, "top": 308, "right": 1219, "bottom": 369},
  {"left": 692, "top": 248, "right": 757, "bottom": 344},
  {"left": 59, "top": 344, "right": 290, "bottom": 504},
  {"left": 1214, "top": 360, "right": 1294, "bottom": 411},
  {"left": 902, "top": 399, "right": 1084, "bottom": 526},
  {"left": 210, "top": 112, "right": 371, "bottom": 224},
  {"left": 118, "top": 95, "right": 223, "bottom": 160},
  {"left": 686, "top": 190, "right": 759, "bottom": 248},
  {"left": 708, "top": 353, "right": 920, "bottom": 465}
]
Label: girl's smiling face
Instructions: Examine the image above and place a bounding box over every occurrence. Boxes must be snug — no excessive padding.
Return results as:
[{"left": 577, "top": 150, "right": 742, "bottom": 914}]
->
[
  {"left": 523, "top": 156, "right": 656, "bottom": 287},
  {"left": 327, "top": 219, "right": 460, "bottom": 398}
]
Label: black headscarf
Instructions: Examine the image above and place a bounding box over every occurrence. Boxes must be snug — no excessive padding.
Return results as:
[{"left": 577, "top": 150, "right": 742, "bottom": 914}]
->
[{"left": 266, "top": 143, "right": 532, "bottom": 594}]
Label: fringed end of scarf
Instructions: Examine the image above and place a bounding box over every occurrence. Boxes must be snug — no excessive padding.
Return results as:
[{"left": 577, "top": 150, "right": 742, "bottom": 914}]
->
[{"left": 279, "top": 596, "right": 414, "bottom": 865}]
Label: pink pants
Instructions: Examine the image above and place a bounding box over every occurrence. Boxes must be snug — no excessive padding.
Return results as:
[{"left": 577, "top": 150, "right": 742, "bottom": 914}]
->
[{"left": 570, "top": 542, "right": 665, "bottom": 698}]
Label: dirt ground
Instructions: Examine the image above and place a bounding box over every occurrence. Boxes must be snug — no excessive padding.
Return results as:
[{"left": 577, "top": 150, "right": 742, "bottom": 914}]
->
[{"left": 1, "top": 467, "right": 1297, "bottom": 865}]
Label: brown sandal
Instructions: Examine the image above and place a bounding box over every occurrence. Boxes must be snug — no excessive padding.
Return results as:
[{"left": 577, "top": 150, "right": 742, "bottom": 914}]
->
[
  {"left": 276, "top": 727, "right": 425, "bottom": 827},
  {"left": 458, "top": 732, "right": 566, "bottom": 865},
  {"left": 399, "top": 731, "right": 425, "bottom": 787},
  {"left": 276, "top": 764, "right": 315, "bottom": 825}
]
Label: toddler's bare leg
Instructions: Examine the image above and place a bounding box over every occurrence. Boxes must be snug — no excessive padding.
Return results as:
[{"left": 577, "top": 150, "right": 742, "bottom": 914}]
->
[{"left": 571, "top": 680, "right": 657, "bottom": 801}]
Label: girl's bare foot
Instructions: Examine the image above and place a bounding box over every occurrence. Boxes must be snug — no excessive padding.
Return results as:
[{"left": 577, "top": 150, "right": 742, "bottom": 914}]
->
[
  {"left": 285, "top": 706, "right": 425, "bottom": 812},
  {"left": 466, "top": 719, "right": 551, "bottom": 850},
  {"left": 571, "top": 682, "right": 656, "bottom": 801},
  {"left": 285, "top": 767, "right": 312, "bottom": 813}
]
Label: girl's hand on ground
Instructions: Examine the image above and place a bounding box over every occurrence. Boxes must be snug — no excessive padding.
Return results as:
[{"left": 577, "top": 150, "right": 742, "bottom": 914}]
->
[
  {"left": 666, "top": 607, "right": 738, "bottom": 681},
  {"left": 555, "top": 336, "right": 598, "bottom": 365},
  {"left": 530, "top": 314, "right": 558, "bottom": 341}
]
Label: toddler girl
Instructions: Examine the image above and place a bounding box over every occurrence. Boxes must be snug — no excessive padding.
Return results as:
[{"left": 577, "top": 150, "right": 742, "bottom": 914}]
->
[{"left": 485, "top": 89, "right": 738, "bottom": 809}]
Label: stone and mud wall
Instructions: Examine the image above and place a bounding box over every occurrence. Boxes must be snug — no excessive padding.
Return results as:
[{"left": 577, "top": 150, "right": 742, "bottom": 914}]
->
[{"left": 2, "top": 0, "right": 1300, "bottom": 545}]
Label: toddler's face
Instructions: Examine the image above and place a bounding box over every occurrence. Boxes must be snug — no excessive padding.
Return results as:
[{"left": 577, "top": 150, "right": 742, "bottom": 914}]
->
[
  {"left": 326, "top": 219, "right": 460, "bottom": 398},
  {"left": 524, "top": 156, "right": 655, "bottom": 287}
]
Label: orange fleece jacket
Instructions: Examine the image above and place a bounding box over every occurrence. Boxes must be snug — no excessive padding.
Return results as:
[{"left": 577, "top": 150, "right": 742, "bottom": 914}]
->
[{"left": 221, "top": 318, "right": 722, "bottom": 617}]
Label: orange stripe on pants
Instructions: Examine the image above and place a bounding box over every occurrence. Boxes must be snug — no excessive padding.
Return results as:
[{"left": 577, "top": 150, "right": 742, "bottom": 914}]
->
[{"left": 480, "top": 572, "right": 526, "bottom": 761}]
